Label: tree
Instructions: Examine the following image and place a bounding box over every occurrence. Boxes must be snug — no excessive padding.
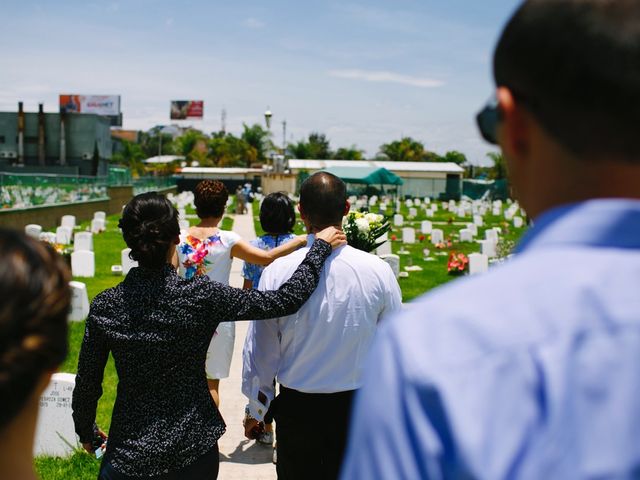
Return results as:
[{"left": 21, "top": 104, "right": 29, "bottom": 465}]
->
[
  {"left": 487, "top": 152, "right": 507, "bottom": 179},
  {"left": 208, "top": 133, "right": 255, "bottom": 168},
  {"left": 241, "top": 123, "right": 273, "bottom": 164},
  {"left": 139, "top": 131, "right": 174, "bottom": 158},
  {"left": 174, "top": 129, "right": 208, "bottom": 163},
  {"left": 286, "top": 132, "right": 332, "bottom": 159},
  {"left": 378, "top": 137, "right": 426, "bottom": 162},
  {"left": 333, "top": 146, "right": 364, "bottom": 160},
  {"left": 111, "top": 140, "right": 146, "bottom": 176},
  {"left": 443, "top": 150, "right": 467, "bottom": 165}
]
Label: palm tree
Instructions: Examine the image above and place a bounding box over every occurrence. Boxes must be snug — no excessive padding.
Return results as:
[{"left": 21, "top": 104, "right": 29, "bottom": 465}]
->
[{"left": 241, "top": 123, "right": 273, "bottom": 165}]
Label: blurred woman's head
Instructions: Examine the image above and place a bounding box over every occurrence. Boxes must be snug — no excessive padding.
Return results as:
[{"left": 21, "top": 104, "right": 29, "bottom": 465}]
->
[
  {"left": 260, "top": 192, "right": 296, "bottom": 235},
  {"left": 0, "top": 229, "right": 70, "bottom": 431},
  {"left": 119, "top": 192, "right": 180, "bottom": 269},
  {"left": 194, "top": 180, "right": 228, "bottom": 219}
]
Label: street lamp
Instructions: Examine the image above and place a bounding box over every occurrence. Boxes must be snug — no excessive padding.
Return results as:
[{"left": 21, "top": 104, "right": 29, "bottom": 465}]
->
[{"left": 264, "top": 107, "right": 272, "bottom": 129}]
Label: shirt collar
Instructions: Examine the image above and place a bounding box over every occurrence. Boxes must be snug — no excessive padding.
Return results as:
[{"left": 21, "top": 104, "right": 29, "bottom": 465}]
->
[{"left": 516, "top": 198, "right": 640, "bottom": 253}]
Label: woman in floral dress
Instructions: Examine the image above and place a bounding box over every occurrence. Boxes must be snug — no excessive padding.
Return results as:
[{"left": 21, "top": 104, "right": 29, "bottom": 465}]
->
[{"left": 174, "top": 181, "right": 305, "bottom": 407}]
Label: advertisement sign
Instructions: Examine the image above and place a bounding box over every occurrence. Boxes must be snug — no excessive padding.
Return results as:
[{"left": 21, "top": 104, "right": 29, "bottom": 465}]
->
[
  {"left": 170, "top": 100, "right": 204, "bottom": 120},
  {"left": 59, "top": 95, "right": 121, "bottom": 116}
]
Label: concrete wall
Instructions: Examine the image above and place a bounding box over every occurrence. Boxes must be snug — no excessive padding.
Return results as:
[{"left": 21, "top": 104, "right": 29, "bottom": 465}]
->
[
  {"left": 261, "top": 174, "right": 297, "bottom": 194},
  {"left": 0, "top": 185, "right": 178, "bottom": 231}
]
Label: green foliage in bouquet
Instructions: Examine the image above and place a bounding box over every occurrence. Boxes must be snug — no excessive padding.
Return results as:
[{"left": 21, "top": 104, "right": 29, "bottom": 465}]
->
[{"left": 342, "top": 211, "right": 391, "bottom": 253}]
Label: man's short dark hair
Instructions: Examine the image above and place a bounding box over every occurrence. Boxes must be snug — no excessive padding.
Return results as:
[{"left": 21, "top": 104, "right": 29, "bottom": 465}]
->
[
  {"left": 299, "top": 172, "right": 347, "bottom": 229},
  {"left": 494, "top": 0, "right": 640, "bottom": 160}
]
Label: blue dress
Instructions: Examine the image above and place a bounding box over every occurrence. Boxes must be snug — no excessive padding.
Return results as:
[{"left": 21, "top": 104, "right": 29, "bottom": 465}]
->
[{"left": 242, "top": 233, "right": 297, "bottom": 288}]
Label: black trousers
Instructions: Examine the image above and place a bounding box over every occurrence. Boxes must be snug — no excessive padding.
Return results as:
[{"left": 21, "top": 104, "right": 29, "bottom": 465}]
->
[{"left": 272, "top": 385, "right": 355, "bottom": 480}]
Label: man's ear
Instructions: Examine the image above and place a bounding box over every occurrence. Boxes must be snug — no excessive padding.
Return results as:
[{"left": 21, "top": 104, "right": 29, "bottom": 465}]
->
[
  {"left": 343, "top": 201, "right": 350, "bottom": 216},
  {"left": 496, "top": 86, "right": 532, "bottom": 162}
]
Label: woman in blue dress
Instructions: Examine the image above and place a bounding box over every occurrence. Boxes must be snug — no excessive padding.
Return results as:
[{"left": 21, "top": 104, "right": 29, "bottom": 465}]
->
[{"left": 242, "top": 192, "right": 297, "bottom": 450}]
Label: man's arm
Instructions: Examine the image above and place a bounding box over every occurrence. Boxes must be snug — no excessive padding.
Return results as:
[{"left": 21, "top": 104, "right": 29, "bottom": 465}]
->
[{"left": 241, "top": 263, "right": 285, "bottom": 421}]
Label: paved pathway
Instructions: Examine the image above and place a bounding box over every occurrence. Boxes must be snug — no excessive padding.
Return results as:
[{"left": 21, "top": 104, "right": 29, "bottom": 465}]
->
[{"left": 218, "top": 211, "right": 277, "bottom": 480}]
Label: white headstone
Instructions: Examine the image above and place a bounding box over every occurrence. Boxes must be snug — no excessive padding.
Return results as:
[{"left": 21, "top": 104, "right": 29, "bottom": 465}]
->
[
  {"left": 393, "top": 214, "right": 404, "bottom": 227},
  {"left": 34, "top": 373, "right": 78, "bottom": 457},
  {"left": 25, "top": 224, "right": 43, "bottom": 238},
  {"left": 61, "top": 215, "right": 76, "bottom": 230},
  {"left": 485, "top": 229, "right": 499, "bottom": 242},
  {"left": 74, "top": 232, "right": 93, "bottom": 252},
  {"left": 431, "top": 229, "right": 444, "bottom": 245},
  {"left": 468, "top": 253, "right": 489, "bottom": 275},
  {"left": 375, "top": 240, "right": 392, "bottom": 257},
  {"left": 420, "top": 220, "right": 433, "bottom": 234},
  {"left": 56, "top": 226, "right": 73, "bottom": 245},
  {"left": 466, "top": 223, "right": 478, "bottom": 236},
  {"left": 459, "top": 229, "right": 473, "bottom": 242},
  {"left": 479, "top": 239, "right": 497, "bottom": 258},
  {"left": 71, "top": 251, "right": 95, "bottom": 277},
  {"left": 514, "top": 216, "right": 524, "bottom": 228},
  {"left": 402, "top": 227, "right": 416, "bottom": 244},
  {"left": 91, "top": 218, "right": 106, "bottom": 234},
  {"left": 473, "top": 215, "right": 484, "bottom": 227},
  {"left": 68, "top": 281, "right": 90, "bottom": 322},
  {"left": 380, "top": 254, "right": 400, "bottom": 278},
  {"left": 39, "top": 232, "right": 57, "bottom": 244},
  {"left": 93, "top": 211, "right": 106, "bottom": 221},
  {"left": 408, "top": 208, "right": 417, "bottom": 218},
  {"left": 179, "top": 219, "right": 190, "bottom": 231},
  {"left": 425, "top": 209, "right": 434, "bottom": 218},
  {"left": 121, "top": 248, "right": 138, "bottom": 275}
]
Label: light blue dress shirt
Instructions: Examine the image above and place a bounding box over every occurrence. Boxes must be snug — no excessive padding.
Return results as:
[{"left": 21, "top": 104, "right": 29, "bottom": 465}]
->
[{"left": 341, "top": 199, "right": 640, "bottom": 480}]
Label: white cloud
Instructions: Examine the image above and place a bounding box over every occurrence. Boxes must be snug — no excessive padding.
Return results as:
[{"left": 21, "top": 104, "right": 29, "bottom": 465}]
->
[
  {"left": 328, "top": 69, "right": 444, "bottom": 88},
  {"left": 243, "top": 18, "right": 265, "bottom": 29}
]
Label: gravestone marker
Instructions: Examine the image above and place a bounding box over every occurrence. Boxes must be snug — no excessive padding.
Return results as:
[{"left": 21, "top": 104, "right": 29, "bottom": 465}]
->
[
  {"left": 466, "top": 223, "right": 478, "bottom": 236},
  {"left": 56, "top": 226, "right": 72, "bottom": 245},
  {"left": 459, "top": 229, "right": 473, "bottom": 242},
  {"left": 431, "top": 229, "right": 444, "bottom": 245},
  {"left": 402, "top": 227, "right": 416, "bottom": 244},
  {"left": 25, "top": 224, "right": 42, "bottom": 238},
  {"left": 479, "top": 239, "right": 497, "bottom": 258},
  {"left": 468, "top": 253, "right": 489, "bottom": 275},
  {"left": 380, "top": 254, "right": 400, "bottom": 279},
  {"left": 68, "top": 281, "right": 90, "bottom": 322},
  {"left": 91, "top": 218, "right": 106, "bottom": 234},
  {"left": 40, "top": 232, "right": 57, "bottom": 244},
  {"left": 513, "top": 216, "right": 524, "bottom": 228},
  {"left": 375, "top": 240, "right": 392, "bottom": 257},
  {"left": 393, "top": 214, "right": 404, "bottom": 227},
  {"left": 473, "top": 215, "right": 484, "bottom": 227},
  {"left": 71, "top": 251, "right": 95, "bottom": 277},
  {"left": 61, "top": 215, "right": 76, "bottom": 230},
  {"left": 93, "top": 211, "right": 106, "bottom": 221},
  {"left": 408, "top": 207, "right": 417, "bottom": 218},
  {"left": 421, "top": 220, "right": 433, "bottom": 234},
  {"left": 74, "top": 232, "right": 93, "bottom": 252},
  {"left": 121, "top": 248, "right": 138, "bottom": 275},
  {"left": 34, "top": 373, "right": 77, "bottom": 457}
]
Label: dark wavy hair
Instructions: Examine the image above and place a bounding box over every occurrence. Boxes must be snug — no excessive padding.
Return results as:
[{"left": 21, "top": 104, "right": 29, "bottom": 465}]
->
[
  {"left": 0, "top": 228, "right": 71, "bottom": 430},
  {"left": 194, "top": 180, "right": 229, "bottom": 218},
  {"left": 260, "top": 192, "right": 296, "bottom": 234},
  {"left": 118, "top": 192, "right": 180, "bottom": 269}
]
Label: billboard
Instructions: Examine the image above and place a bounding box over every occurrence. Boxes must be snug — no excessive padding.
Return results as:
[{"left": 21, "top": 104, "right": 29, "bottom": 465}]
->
[
  {"left": 170, "top": 100, "right": 204, "bottom": 120},
  {"left": 59, "top": 95, "right": 120, "bottom": 116}
]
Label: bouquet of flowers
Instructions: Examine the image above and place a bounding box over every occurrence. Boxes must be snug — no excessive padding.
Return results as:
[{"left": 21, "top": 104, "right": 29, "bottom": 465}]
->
[
  {"left": 342, "top": 211, "right": 391, "bottom": 253},
  {"left": 447, "top": 251, "right": 469, "bottom": 275}
]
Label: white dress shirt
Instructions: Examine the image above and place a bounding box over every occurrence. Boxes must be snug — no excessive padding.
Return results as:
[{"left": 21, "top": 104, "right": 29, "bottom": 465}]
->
[{"left": 242, "top": 235, "right": 402, "bottom": 420}]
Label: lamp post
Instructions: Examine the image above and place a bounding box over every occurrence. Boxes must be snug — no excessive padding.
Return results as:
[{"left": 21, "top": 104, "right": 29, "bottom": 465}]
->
[{"left": 264, "top": 107, "right": 272, "bottom": 129}]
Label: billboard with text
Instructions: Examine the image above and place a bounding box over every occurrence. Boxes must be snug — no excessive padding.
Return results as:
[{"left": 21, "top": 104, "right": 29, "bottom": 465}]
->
[
  {"left": 59, "top": 95, "right": 120, "bottom": 116},
  {"left": 170, "top": 100, "right": 204, "bottom": 120}
]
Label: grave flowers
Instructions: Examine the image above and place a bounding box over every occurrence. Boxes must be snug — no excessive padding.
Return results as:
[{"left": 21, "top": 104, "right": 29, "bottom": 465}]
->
[
  {"left": 343, "top": 211, "right": 390, "bottom": 252},
  {"left": 447, "top": 251, "right": 469, "bottom": 275}
]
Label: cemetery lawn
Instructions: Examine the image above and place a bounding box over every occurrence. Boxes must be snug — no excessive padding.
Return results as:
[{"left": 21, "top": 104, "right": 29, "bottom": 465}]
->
[
  {"left": 35, "top": 211, "right": 234, "bottom": 480},
  {"left": 253, "top": 199, "right": 528, "bottom": 302}
]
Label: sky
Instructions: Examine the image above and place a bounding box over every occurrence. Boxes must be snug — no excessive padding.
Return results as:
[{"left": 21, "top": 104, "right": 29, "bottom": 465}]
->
[{"left": 1, "top": 0, "right": 522, "bottom": 165}]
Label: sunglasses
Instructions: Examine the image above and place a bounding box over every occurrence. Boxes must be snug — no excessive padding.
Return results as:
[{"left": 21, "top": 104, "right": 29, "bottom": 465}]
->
[{"left": 476, "top": 95, "right": 500, "bottom": 145}]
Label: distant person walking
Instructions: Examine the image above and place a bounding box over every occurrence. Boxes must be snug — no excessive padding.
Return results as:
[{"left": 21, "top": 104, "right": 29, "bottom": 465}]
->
[
  {"left": 342, "top": 1, "right": 640, "bottom": 478},
  {"left": 0, "top": 229, "right": 70, "bottom": 480},
  {"left": 72, "top": 192, "right": 345, "bottom": 480}
]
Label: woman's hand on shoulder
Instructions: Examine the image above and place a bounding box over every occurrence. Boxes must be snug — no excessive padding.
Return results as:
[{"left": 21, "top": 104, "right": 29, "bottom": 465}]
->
[{"left": 315, "top": 227, "right": 347, "bottom": 250}]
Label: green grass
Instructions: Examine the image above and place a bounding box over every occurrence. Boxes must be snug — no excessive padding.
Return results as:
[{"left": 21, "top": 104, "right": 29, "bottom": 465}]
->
[{"left": 35, "top": 210, "right": 234, "bottom": 479}]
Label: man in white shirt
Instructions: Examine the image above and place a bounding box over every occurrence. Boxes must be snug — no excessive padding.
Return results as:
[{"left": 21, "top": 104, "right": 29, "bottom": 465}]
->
[{"left": 242, "top": 172, "right": 402, "bottom": 479}]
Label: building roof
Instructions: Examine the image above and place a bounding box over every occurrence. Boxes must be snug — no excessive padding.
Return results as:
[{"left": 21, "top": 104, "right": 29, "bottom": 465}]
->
[
  {"left": 323, "top": 166, "right": 403, "bottom": 186},
  {"left": 178, "top": 167, "right": 263, "bottom": 175},
  {"left": 288, "top": 159, "right": 464, "bottom": 174},
  {"left": 144, "top": 155, "right": 184, "bottom": 164}
]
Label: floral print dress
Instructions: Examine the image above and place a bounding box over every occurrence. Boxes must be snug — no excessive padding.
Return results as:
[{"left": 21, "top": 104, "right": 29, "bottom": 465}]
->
[
  {"left": 242, "top": 233, "right": 297, "bottom": 288},
  {"left": 176, "top": 229, "right": 241, "bottom": 379}
]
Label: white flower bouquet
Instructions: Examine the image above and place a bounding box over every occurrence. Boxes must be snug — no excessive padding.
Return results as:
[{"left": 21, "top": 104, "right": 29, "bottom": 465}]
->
[{"left": 342, "top": 211, "right": 391, "bottom": 252}]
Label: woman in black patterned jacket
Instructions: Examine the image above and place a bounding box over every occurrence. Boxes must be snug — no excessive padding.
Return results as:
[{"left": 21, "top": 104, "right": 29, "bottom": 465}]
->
[{"left": 71, "top": 192, "right": 345, "bottom": 480}]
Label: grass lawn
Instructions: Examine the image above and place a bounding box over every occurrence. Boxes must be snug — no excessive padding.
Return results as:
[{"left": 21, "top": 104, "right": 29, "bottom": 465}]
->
[{"left": 35, "top": 207, "right": 234, "bottom": 480}]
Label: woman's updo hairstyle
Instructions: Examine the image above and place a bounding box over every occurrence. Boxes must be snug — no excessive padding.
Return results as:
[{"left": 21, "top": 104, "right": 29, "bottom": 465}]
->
[
  {"left": 260, "top": 192, "right": 296, "bottom": 234},
  {"left": 0, "top": 228, "right": 70, "bottom": 430},
  {"left": 118, "top": 192, "right": 180, "bottom": 269},
  {"left": 194, "top": 180, "right": 228, "bottom": 219}
]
